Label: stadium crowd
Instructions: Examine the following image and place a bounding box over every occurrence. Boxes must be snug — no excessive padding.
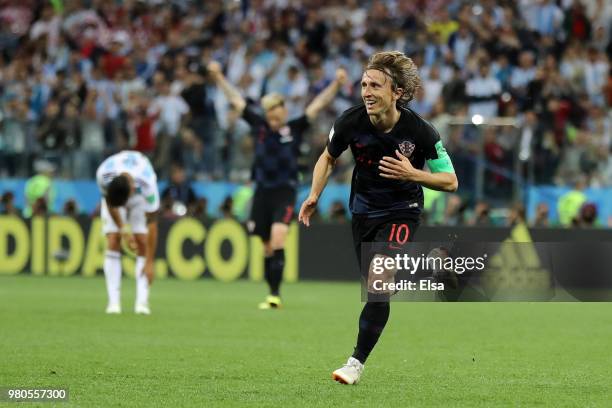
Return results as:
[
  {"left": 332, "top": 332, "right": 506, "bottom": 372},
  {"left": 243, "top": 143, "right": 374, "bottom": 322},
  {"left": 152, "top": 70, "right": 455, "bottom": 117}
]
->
[{"left": 0, "top": 0, "right": 611, "bottom": 224}]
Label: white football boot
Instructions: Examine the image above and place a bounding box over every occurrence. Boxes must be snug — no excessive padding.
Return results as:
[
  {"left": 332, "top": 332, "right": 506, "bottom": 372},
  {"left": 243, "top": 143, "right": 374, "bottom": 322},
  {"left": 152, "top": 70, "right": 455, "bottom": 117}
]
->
[
  {"left": 105, "top": 303, "right": 121, "bottom": 314},
  {"left": 134, "top": 303, "right": 151, "bottom": 315},
  {"left": 332, "top": 357, "right": 364, "bottom": 385}
]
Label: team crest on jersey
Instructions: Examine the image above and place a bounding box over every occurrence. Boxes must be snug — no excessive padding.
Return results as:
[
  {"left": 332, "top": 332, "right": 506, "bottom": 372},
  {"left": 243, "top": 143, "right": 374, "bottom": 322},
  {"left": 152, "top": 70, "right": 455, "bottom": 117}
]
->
[
  {"left": 279, "top": 126, "right": 293, "bottom": 143},
  {"left": 399, "top": 141, "right": 415, "bottom": 158}
]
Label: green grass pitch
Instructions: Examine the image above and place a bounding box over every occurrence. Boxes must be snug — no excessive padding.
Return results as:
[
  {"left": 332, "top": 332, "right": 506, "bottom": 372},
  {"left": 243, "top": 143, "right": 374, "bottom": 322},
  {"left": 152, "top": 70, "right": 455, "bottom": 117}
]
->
[{"left": 1, "top": 275, "right": 611, "bottom": 407}]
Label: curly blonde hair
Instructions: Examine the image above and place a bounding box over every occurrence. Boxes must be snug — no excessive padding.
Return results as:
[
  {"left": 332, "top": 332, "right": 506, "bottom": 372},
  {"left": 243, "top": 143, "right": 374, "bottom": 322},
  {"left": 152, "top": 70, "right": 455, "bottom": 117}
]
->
[{"left": 366, "top": 51, "right": 421, "bottom": 105}]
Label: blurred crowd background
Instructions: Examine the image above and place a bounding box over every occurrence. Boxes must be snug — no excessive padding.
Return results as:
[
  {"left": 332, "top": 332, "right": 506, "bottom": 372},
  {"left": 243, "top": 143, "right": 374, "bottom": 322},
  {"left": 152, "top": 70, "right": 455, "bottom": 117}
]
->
[{"left": 0, "top": 0, "right": 610, "bottom": 226}]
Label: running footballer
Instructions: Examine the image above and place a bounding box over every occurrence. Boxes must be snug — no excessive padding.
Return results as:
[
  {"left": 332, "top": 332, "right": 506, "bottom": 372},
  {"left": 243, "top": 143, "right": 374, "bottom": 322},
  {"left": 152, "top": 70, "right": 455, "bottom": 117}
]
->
[
  {"left": 209, "top": 61, "right": 348, "bottom": 309},
  {"left": 299, "top": 51, "right": 458, "bottom": 384}
]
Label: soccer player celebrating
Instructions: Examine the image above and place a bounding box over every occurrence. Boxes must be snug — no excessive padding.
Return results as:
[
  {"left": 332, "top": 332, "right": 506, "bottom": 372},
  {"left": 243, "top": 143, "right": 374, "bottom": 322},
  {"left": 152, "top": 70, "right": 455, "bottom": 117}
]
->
[
  {"left": 96, "top": 151, "right": 159, "bottom": 315},
  {"left": 299, "top": 51, "right": 458, "bottom": 384},
  {"left": 208, "top": 61, "right": 348, "bottom": 309}
]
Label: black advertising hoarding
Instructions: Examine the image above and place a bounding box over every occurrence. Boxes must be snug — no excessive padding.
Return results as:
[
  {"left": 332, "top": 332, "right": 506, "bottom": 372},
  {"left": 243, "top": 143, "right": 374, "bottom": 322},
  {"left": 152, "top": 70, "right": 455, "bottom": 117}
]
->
[
  {"left": 0, "top": 215, "right": 298, "bottom": 283},
  {"left": 1, "top": 216, "right": 612, "bottom": 300}
]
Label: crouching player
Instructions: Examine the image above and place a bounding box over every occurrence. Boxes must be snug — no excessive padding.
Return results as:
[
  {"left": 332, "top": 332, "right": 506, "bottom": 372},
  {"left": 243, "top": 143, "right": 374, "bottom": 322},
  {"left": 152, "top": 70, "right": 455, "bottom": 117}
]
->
[{"left": 96, "top": 151, "right": 159, "bottom": 315}]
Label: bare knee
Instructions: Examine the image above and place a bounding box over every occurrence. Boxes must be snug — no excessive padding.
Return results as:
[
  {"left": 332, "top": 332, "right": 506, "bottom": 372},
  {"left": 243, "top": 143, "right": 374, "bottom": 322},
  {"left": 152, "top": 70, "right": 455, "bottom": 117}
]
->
[
  {"left": 107, "top": 234, "right": 121, "bottom": 252},
  {"left": 269, "top": 223, "right": 289, "bottom": 250}
]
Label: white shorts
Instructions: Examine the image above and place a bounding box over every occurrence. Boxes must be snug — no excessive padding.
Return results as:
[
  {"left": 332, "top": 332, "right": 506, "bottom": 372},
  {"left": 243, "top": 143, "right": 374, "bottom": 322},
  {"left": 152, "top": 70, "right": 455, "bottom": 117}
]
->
[{"left": 101, "top": 195, "right": 149, "bottom": 235}]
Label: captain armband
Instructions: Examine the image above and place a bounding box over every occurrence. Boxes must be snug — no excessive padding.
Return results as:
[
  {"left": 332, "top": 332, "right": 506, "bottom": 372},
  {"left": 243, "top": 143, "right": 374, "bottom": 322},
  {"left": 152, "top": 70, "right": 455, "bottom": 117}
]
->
[{"left": 426, "top": 141, "right": 455, "bottom": 174}]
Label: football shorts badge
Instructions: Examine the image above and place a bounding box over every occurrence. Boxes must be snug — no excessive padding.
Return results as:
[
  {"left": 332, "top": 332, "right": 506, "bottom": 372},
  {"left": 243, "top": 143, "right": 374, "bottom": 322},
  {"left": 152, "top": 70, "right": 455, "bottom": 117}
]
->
[{"left": 246, "top": 220, "right": 256, "bottom": 233}]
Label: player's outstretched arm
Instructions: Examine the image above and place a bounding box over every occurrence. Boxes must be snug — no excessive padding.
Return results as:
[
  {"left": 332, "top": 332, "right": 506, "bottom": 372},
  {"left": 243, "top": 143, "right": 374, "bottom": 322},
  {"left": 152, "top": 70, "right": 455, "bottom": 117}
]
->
[
  {"left": 304, "top": 68, "right": 348, "bottom": 122},
  {"left": 143, "top": 211, "right": 158, "bottom": 283},
  {"left": 299, "top": 148, "right": 337, "bottom": 227},
  {"left": 379, "top": 150, "right": 458, "bottom": 192},
  {"left": 207, "top": 61, "right": 246, "bottom": 115}
]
